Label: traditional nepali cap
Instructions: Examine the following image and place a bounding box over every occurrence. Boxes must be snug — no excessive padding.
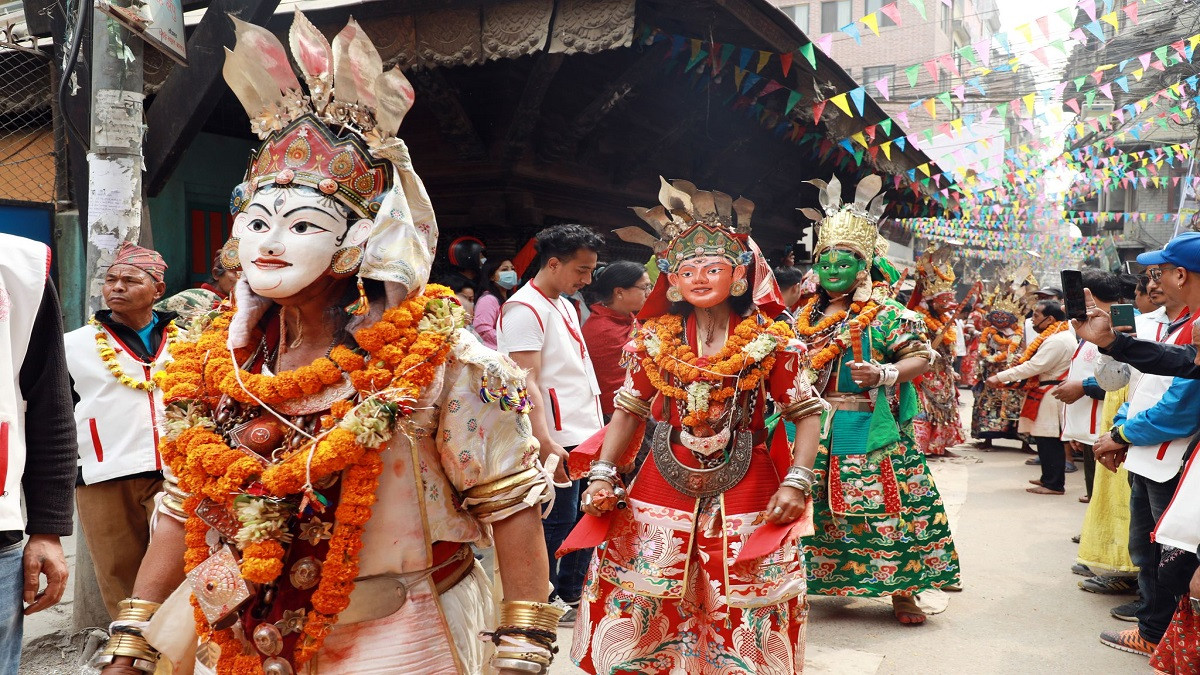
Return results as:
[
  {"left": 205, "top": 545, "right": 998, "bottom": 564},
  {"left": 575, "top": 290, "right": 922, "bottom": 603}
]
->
[{"left": 110, "top": 241, "right": 166, "bottom": 282}]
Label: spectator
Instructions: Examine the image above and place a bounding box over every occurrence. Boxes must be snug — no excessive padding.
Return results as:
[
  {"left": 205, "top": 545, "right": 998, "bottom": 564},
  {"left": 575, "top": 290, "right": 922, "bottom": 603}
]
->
[
  {"left": 497, "top": 224, "right": 605, "bottom": 626},
  {"left": 154, "top": 251, "right": 237, "bottom": 321},
  {"left": 581, "top": 261, "right": 650, "bottom": 418},
  {"left": 1073, "top": 233, "right": 1200, "bottom": 656},
  {"left": 440, "top": 274, "right": 477, "bottom": 318},
  {"left": 65, "top": 242, "right": 177, "bottom": 619},
  {"left": 441, "top": 235, "right": 486, "bottom": 296},
  {"left": 774, "top": 265, "right": 805, "bottom": 316},
  {"left": 986, "top": 300, "right": 1074, "bottom": 495},
  {"left": 1053, "top": 270, "right": 1122, "bottom": 502},
  {"left": 473, "top": 258, "right": 518, "bottom": 350},
  {"left": 0, "top": 234, "right": 76, "bottom": 672}
]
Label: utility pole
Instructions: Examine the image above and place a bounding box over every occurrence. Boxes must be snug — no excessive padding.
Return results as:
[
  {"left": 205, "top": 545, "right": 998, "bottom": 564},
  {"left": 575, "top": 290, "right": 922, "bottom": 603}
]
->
[{"left": 83, "top": 2, "right": 145, "bottom": 313}]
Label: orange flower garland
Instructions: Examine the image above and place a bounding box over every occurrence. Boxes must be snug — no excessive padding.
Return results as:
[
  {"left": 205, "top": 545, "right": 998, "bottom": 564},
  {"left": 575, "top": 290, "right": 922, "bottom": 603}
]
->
[
  {"left": 637, "top": 312, "right": 792, "bottom": 428},
  {"left": 89, "top": 318, "right": 179, "bottom": 391},
  {"left": 157, "top": 285, "right": 459, "bottom": 672},
  {"left": 793, "top": 296, "right": 848, "bottom": 336},
  {"left": 1009, "top": 321, "right": 1070, "bottom": 367},
  {"left": 915, "top": 306, "right": 957, "bottom": 347},
  {"left": 799, "top": 300, "right": 886, "bottom": 372},
  {"left": 978, "top": 327, "right": 1020, "bottom": 364}
]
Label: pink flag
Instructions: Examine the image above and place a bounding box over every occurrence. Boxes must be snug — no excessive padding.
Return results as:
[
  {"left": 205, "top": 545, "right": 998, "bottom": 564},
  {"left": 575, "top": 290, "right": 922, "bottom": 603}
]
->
[
  {"left": 938, "top": 53, "right": 960, "bottom": 77},
  {"left": 924, "top": 59, "right": 940, "bottom": 83},
  {"left": 975, "top": 39, "right": 992, "bottom": 67},
  {"left": 1123, "top": 2, "right": 1138, "bottom": 24},
  {"left": 1080, "top": 0, "right": 1097, "bottom": 21},
  {"left": 952, "top": 84, "right": 966, "bottom": 101},
  {"left": 896, "top": 110, "right": 909, "bottom": 127},
  {"left": 1098, "top": 82, "right": 1113, "bottom": 99},
  {"left": 1065, "top": 98, "right": 1080, "bottom": 114},
  {"left": 815, "top": 34, "right": 833, "bottom": 55},
  {"left": 1139, "top": 52, "right": 1152, "bottom": 70},
  {"left": 875, "top": 76, "right": 891, "bottom": 101},
  {"left": 1036, "top": 15, "right": 1050, "bottom": 38},
  {"left": 880, "top": 2, "right": 902, "bottom": 26},
  {"left": 1031, "top": 47, "right": 1049, "bottom": 67}
]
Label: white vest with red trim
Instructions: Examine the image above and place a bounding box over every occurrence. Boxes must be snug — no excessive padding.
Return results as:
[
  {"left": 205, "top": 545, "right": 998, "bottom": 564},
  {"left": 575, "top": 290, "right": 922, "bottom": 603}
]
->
[
  {"left": 1060, "top": 341, "right": 1102, "bottom": 445},
  {"left": 0, "top": 235, "right": 51, "bottom": 531},
  {"left": 497, "top": 283, "right": 602, "bottom": 447},
  {"left": 1124, "top": 316, "right": 1197, "bottom": 483},
  {"left": 65, "top": 320, "right": 172, "bottom": 484}
]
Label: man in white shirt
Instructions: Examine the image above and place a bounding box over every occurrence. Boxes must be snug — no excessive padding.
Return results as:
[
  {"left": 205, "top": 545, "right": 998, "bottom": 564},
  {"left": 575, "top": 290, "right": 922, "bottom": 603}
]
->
[{"left": 498, "top": 224, "right": 605, "bottom": 625}]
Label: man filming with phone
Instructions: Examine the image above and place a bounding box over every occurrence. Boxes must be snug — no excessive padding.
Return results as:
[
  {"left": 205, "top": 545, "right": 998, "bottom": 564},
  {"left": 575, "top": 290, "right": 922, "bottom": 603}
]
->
[{"left": 1072, "top": 232, "right": 1200, "bottom": 657}]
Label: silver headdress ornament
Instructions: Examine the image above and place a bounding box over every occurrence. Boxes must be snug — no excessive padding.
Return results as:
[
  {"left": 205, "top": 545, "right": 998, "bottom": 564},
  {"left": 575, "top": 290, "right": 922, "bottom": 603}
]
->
[{"left": 800, "top": 174, "right": 888, "bottom": 261}]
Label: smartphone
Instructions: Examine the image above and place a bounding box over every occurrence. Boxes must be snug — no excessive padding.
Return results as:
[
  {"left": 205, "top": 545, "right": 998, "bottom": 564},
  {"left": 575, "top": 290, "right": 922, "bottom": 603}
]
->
[
  {"left": 1061, "top": 269, "right": 1087, "bottom": 321},
  {"left": 1110, "top": 303, "right": 1135, "bottom": 333}
]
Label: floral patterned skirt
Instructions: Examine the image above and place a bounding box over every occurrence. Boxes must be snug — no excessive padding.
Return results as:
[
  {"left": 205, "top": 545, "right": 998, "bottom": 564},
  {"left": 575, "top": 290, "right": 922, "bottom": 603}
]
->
[
  {"left": 806, "top": 440, "right": 961, "bottom": 596},
  {"left": 913, "top": 362, "right": 965, "bottom": 456},
  {"left": 1151, "top": 597, "right": 1200, "bottom": 674},
  {"left": 570, "top": 443, "right": 808, "bottom": 674}
]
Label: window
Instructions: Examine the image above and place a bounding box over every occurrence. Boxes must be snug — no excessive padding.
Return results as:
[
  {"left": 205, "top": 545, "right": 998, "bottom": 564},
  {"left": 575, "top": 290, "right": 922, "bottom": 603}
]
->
[
  {"left": 188, "top": 206, "right": 233, "bottom": 285},
  {"left": 821, "top": 0, "right": 851, "bottom": 33},
  {"left": 865, "top": 0, "right": 896, "bottom": 28},
  {"left": 781, "top": 4, "right": 809, "bottom": 32},
  {"left": 862, "top": 65, "right": 895, "bottom": 83},
  {"left": 940, "top": 0, "right": 953, "bottom": 34}
]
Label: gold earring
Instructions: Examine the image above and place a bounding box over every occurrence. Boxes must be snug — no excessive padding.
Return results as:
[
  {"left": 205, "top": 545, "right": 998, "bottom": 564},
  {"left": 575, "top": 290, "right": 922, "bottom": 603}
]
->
[
  {"left": 666, "top": 286, "right": 683, "bottom": 302},
  {"left": 344, "top": 277, "right": 370, "bottom": 316},
  {"left": 730, "top": 279, "right": 748, "bottom": 297},
  {"left": 220, "top": 238, "right": 242, "bottom": 272},
  {"left": 330, "top": 246, "right": 364, "bottom": 276}
]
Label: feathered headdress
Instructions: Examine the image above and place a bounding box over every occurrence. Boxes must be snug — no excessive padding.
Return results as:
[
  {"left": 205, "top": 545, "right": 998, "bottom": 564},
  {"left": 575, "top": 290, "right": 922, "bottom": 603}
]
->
[
  {"left": 222, "top": 12, "right": 440, "bottom": 348},
  {"left": 616, "top": 177, "right": 783, "bottom": 317}
]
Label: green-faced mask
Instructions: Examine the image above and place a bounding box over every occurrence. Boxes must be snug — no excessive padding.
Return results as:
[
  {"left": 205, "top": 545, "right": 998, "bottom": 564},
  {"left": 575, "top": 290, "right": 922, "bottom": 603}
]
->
[{"left": 815, "top": 249, "right": 867, "bottom": 294}]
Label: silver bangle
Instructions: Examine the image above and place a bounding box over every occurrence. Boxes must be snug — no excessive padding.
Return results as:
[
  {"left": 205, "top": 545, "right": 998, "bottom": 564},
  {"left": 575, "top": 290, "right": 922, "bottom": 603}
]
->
[
  {"left": 92, "top": 653, "right": 159, "bottom": 673},
  {"left": 786, "top": 466, "right": 816, "bottom": 484},
  {"left": 491, "top": 657, "right": 546, "bottom": 673},
  {"left": 779, "top": 477, "right": 812, "bottom": 495},
  {"left": 878, "top": 364, "right": 900, "bottom": 387}
]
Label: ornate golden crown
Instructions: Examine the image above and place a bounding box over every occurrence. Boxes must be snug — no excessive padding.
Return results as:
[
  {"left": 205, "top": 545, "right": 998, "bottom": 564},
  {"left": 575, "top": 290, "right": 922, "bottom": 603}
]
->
[
  {"left": 986, "top": 264, "right": 1033, "bottom": 317},
  {"left": 916, "top": 243, "right": 956, "bottom": 298},
  {"left": 616, "top": 177, "right": 753, "bottom": 273},
  {"left": 800, "top": 174, "right": 886, "bottom": 261}
]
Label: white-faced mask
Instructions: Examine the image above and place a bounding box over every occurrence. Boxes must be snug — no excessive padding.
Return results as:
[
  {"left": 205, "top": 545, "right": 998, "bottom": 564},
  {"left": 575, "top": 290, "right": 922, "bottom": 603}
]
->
[{"left": 234, "top": 186, "right": 371, "bottom": 299}]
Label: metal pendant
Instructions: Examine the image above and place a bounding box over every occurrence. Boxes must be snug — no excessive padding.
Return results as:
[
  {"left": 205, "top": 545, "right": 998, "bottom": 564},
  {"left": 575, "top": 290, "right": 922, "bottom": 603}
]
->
[
  {"left": 262, "top": 656, "right": 295, "bottom": 674},
  {"left": 252, "top": 622, "right": 284, "bottom": 656},
  {"left": 289, "top": 556, "right": 322, "bottom": 590},
  {"left": 650, "top": 423, "right": 753, "bottom": 498},
  {"left": 187, "top": 546, "right": 253, "bottom": 629}
]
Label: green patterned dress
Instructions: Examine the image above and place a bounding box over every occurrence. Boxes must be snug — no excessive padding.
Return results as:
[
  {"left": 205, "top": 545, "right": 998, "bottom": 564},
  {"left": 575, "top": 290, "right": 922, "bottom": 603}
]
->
[{"left": 794, "top": 295, "right": 961, "bottom": 596}]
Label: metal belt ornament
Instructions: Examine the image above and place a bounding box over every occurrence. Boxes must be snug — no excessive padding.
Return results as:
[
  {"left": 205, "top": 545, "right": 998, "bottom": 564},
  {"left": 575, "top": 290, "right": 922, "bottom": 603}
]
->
[{"left": 651, "top": 422, "right": 753, "bottom": 499}]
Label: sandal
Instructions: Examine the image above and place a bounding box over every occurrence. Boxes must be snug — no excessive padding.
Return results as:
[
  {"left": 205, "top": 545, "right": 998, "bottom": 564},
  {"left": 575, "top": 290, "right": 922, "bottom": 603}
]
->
[
  {"left": 1079, "top": 495, "right": 1091, "bottom": 503},
  {"left": 892, "top": 595, "right": 926, "bottom": 625}
]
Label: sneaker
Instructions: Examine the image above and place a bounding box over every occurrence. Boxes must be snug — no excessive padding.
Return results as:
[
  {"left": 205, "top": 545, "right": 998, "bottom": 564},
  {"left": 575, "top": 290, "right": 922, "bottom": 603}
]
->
[
  {"left": 1080, "top": 575, "right": 1138, "bottom": 595},
  {"left": 1071, "top": 563, "right": 1094, "bottom": 577},
  {"left": 1111, "top": 600, "right": 1142, "bottom": 622},
  {"left": 1064, "top": 462, "right": 1078, "bottom": 473},
  {"left": 1099, "top": 627, "right": 1157, "bottom": 655},
  {"left": 557, "top": 606, "right": 578, "bottom": 627}
]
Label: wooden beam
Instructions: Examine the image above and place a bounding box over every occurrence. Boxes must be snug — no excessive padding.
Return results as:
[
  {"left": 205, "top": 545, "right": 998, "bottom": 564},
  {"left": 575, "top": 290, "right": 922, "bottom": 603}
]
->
[
  {"left": 496, "top": 52, "right": 563, "bottom": 167},
  {"left": 408, "top": 68, "right": 488, "bottom": 162},
  {"left": 143, "top": 0, "right": 281, "bottom": 197},
  {"left": 537, "top": 44, "right": 665, "bottom": 163}
]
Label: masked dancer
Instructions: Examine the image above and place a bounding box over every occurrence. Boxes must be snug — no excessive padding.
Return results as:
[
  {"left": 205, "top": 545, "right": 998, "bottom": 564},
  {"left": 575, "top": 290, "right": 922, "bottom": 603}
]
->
[
  {"left": 792, "top": 175, "right": 960, "bottom": 625},
  {"left": 970, "top": 278, "right": 1027, "bottom": 447},
  {"left": 98, "top": 13, "right": 560, "bottom": 675},
  {"left": 908, "top": 245, "right": 965, "bottom": 456},
  {"left": 558, "top": 178, "right": 826, "bottom": 674}
]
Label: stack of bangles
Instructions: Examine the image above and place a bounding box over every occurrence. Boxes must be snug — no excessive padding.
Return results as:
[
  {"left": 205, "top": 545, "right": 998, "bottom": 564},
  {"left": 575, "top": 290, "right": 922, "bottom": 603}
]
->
[
  {"left": 482, "top": 600, "right": 565, "bottom": 673},
  {"left": 876, "top": 363, "right": 900, "bottom": 387},
  {"left": 780, "top": 466, "right": 817, "bottom": 496},
  {"left": 93, "top": 598, "right": 160, "bottom": 672},
  {"left": 584, "top": 460, "right": 627, "bottom": 509}
]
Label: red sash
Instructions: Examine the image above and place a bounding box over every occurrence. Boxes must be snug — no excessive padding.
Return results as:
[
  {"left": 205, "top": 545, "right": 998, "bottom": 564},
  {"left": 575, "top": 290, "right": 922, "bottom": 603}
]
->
[{"left": 1019, "top": 372, "right": 1067, "bottom": 422}]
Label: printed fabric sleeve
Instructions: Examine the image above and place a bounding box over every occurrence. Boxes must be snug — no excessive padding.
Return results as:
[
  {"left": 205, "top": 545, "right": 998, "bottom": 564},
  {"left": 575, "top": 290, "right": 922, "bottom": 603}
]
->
[
  {"left": 439, "top": 341, "right": 551, "bottom": 523},
  {"left": 472, "top": 293, "right": 501, "bottom": 349},
  {"left": 883, "top": 305, "right": 934, "bottom": 362},
  {"left": 20, "top": 278, "right": 77, "bottom": 536},
  {"left": 496, "top": 301, "right": 544, "bottom": 354},
  {"left": 768, "top": 345, "right": 824, "bottom": 422},
  {"left": 612, "top": 339, "right": 654, "bottom": 419},
  {"left": 1119, "top": 376, "right": 1200, "bottom": 446}
]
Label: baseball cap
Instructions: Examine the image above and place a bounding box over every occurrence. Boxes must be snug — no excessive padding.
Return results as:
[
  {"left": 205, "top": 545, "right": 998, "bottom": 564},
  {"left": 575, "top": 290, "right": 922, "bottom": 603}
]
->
[
  {"left": 1034, "top": 287, "right": 1062, "bottom": 298},
  {"left": 1136, "top": 231, "right": 1200, "bottom": 272}
]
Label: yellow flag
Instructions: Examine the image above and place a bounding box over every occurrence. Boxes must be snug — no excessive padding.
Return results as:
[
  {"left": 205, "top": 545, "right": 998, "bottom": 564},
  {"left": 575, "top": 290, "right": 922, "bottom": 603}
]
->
[
  {"left": 923, "top": 98, "right": 938, "bottom": 119},
  {"left": 881, "top": 141, "right": 893, "bottom": 160},
  {"left": 918, "top": 163, "right": 931, "bottom": 177},
  {"left": 1016, "top": 23, "right": 1033, "bottom": 44},
  {"left": 1100, "top": 12, "right": 1119, "bottom": 30},
  {"left": 861, "top": 12, "right": 880, "bottom": 36},
  {"left": 830, "top": 93, "right": 853, "bottom": 115},
  {"left": 1133, "top": 68, "right": 1144, "bottom": 81},
  {"left": 851, "top": 132, "right": 867, "bottom": 147},
  {"left": 1023, "top": 93, "right": 1036, "bottom": 115},
  {"left": 1189, "top": 34, "right": 1200, "bottom": 49},
  {"left": 950, "top": 118, "right": 964, "bottom": 134}
]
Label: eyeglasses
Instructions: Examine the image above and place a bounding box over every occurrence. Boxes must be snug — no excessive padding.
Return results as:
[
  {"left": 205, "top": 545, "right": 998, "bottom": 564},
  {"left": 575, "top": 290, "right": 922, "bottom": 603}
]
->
[
  {"left": 1146, "top": 268, "right": 1163, "bottom": 281},
  {"left": 633, "top": 284, "right": 653, "bottom": 293}
]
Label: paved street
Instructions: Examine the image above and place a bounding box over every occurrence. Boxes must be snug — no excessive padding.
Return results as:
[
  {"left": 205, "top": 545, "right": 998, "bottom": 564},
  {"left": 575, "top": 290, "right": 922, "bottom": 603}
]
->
[{"left": 22, "top": 395, "right": 1154, "bottom": 673}]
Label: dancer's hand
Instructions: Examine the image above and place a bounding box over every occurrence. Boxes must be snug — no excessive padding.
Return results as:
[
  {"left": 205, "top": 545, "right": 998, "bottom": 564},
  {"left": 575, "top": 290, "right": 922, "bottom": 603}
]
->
[
  {"left": 580, "top": 480, "right": 617, "bottom": 516},
  {"left": 848, "top": 361, "right": 881, "bottom": 388},
  {"left": 765, "top": 486, "right": 808, "bottom": 524}
]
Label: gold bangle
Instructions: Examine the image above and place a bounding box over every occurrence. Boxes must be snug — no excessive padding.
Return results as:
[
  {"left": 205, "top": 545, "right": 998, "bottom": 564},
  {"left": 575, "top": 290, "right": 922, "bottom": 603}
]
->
[
  {"left": 614, "top": 391, "right": 651, "bottom": 419},
  {"left": 499, "top": 600, "right": 564, "bottom": 633},
  {"left": 462, "top": 467, "right": 541, "bottom": 500},
  {"left": 781, "top": 398, "right": 824, "bottom": 422}
]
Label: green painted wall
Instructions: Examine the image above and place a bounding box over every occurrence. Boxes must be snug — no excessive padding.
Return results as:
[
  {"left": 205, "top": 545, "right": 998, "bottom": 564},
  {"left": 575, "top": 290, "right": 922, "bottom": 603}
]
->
[{"left": 148, "top": 131, "right": 255, "bottom": 296}]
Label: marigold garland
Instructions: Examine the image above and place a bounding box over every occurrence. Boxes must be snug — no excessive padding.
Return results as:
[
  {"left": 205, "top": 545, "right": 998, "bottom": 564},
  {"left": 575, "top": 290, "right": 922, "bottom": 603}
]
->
[
  {"left": 798, "top": 299, "right": 886, "bottom": 372},
  {"left": 978, "top": 327, "right": 1020, "bottom": 364},
  {"left": 159, "top": 285, "right": 459, "bottom": 673},
  {"left": 637, "top": 312, "right": 792, "bottom": 429},
  {"left": 89, "top": 317, "right": 179, "bottom": 391},
  {"left": 915, "top": 306, "right": 956, "bottom": 347},
  {"left": 1009, "top": 321, "right": 1070, "bottom": 368}
]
